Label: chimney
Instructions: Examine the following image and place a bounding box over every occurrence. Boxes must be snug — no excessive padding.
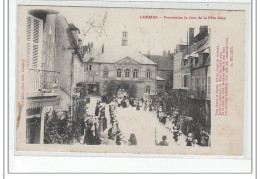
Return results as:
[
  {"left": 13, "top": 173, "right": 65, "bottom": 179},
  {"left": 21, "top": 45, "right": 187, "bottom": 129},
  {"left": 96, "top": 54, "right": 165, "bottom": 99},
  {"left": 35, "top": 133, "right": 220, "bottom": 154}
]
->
[
  {"left": 189, "top": 27, "right": 194, "bottom": 45},
  {"left": 147, "top": 51, "right": 150, "bottom": 59},
  {"left": 102, "top": 44, "right": 104, "bottom": 54},
  {"left": 199, "top": 26, "right": 208, "bottom": 34},
  {"left": 122, "top": 31, "right": 128, "bottom": 46}
]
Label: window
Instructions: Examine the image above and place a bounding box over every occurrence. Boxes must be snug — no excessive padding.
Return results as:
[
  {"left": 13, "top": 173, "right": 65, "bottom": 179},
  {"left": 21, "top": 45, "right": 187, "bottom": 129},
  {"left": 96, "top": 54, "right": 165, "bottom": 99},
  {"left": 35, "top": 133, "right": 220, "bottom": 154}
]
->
[
  {"left": 146, "top": 70, "right": 151, "bottom": 78},
  {"left": 201, "top": 77, "right": 205, "bottom": 91},
  {"left": 125, "top": 69, "right": 130, "bottom": 78},
  {"left": 184, "top": 75, "right": 188, "bottom": 88},
  {"left": 133, "top": 69, "right": 138, "bottom": 78},
  {"left": 89, "top": 65, "right": 92, "bottom": 71},
  {"left": 117, "top": 68, "right": 121, "bottom": 77},
  {"left": 196, "top": 77, "right": 200, "bottom": 90},
  {"left": 146, "top": 85, "right": 151, "bottom": 94},
  {"left": 207, "top": 76, "right": 211, "bottom": 94},
  {"left": 103, "top": 67, "right": 108, "bottom": 78}
]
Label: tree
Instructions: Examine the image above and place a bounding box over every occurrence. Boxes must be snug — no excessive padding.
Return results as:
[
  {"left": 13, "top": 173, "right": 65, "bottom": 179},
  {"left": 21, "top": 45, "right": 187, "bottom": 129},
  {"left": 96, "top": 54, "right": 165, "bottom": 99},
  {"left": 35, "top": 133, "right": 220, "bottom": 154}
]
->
[
  {"left": 104, "top": 80, "right": 118, "bottom": 98},
  {"left": 74, "top": 100, "right": 87, "bottom": 143},
  {"left": 104, "top": 80, "right": 138, "bottom": 98},
  {"left": 76, "top": 82, "right": 88, "bottom": 97}
]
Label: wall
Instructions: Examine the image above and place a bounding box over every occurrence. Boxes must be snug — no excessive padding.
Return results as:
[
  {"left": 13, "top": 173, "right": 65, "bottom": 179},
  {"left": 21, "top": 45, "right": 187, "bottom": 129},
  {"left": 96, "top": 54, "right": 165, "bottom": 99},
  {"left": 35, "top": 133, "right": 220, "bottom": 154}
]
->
[
  {"left": 55, "top": 14, "right": 73, "bottom": 98},
  {"left": 157, "top": 70, "right": 173, "bottom": 90},
  {"left": 73, "top": 55, "right": 85, "bottom": 87},
  {"left": 95, "top": 63, "right": 157, "bottom": 98},
  {"left": 173, "top": 51, "right": 183, "bottom": 89},
  {"left": 42, "top": 14, "right": 56, "bottom": 71}
]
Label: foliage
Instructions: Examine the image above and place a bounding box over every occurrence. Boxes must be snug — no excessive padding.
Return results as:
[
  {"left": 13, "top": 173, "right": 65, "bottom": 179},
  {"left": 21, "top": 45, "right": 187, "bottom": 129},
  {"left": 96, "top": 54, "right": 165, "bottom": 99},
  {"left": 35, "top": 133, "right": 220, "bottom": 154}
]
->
[
  {"left": 104, "top": 80, "right": 118, "bottom": 97},
  {"left": 44, "top": 97, "right": 88, "bottom": 144},
  {"left": 74, "top": 100, "right": 87, "bottom": 142},
  {"left": 44, "top": 110, "right": 67, "bottom": 144},
  {"left": 76, "top": 82, "right": 88, "bottom": 97},
  {"left": 104, "top": 80, "right": 138, "bottom": 98}
]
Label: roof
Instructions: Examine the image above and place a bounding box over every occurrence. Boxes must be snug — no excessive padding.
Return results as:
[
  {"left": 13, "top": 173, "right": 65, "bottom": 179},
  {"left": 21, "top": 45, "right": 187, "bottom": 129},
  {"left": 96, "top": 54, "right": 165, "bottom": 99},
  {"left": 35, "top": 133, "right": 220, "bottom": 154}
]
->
[
  {"left": 84, "top": 45, "right": 156, "bottom": 65},
  {"left": 156, "top": 76, "right": 165, "bottom": 81},
  {"left": 194, "top": 31, "right": 209, "bottom": 43},
  {"left": 144, "top": 55, "right": 173, "bottom": 70},
  {"left": 196, "top": 39, "right": 210, "bottom": 53}
]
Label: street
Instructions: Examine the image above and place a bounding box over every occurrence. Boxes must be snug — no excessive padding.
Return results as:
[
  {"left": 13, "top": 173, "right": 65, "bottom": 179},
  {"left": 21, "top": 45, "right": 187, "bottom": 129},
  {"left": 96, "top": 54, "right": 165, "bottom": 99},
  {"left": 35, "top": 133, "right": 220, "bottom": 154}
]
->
[{"left": 87, "top": 96, "right": 198, "bottom": 147}]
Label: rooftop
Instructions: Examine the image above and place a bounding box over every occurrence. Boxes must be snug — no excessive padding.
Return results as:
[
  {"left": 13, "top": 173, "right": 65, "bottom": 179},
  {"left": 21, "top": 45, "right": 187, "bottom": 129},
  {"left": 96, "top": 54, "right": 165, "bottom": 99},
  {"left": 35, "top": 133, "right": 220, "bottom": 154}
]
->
[{"left": 144, "top": 55, "right": 173, "bottom": 71}]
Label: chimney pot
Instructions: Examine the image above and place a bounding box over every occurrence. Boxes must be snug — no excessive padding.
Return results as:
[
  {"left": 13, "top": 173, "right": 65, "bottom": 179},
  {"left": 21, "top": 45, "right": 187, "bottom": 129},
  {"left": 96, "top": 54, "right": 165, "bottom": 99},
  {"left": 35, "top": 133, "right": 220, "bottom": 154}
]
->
[{"left": 189, "top": 27, "right": 195, "bottom": 45}]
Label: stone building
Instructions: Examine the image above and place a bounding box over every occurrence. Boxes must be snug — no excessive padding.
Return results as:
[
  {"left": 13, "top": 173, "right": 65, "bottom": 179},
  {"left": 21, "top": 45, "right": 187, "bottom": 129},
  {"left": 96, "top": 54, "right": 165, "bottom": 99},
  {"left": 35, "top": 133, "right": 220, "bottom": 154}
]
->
[
  {"left": 172, "top": 26, "right": 211, "bottom": 130},
  {"left": 173, "top": 43, "right": 188, "bottom": 89},
  {"left": 83, "top": 30, "right": 160, "bottom": 98},
  {"left": 19, "top": 10, "right": 85, "bottom": 144},
  {"left": 144, "top": 54, "right": 173, "bottom": 92}
]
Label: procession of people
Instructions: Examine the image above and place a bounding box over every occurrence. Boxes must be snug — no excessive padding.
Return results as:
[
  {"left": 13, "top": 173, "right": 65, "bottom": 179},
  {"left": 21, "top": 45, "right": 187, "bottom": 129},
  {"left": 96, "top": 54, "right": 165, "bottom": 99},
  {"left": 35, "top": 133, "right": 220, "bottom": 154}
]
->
[
  {"left": 83, "top": 98, "right": 137, "bottom": 146},
  {"left": 83, "top": 93, "right": 210, "bottom": 147}
]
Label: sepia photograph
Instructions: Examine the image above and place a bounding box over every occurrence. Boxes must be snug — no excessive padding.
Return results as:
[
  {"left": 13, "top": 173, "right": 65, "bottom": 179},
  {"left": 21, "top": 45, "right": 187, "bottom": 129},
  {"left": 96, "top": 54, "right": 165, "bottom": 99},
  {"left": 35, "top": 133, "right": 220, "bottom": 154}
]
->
[{"left": 16, "top": 6, "right": 245, "bottom": 155}]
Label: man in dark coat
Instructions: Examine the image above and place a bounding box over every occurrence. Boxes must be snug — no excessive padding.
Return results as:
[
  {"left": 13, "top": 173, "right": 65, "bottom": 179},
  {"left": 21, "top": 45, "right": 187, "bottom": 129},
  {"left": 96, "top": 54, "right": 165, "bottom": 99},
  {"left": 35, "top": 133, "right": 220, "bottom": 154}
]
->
[{"left": 95, "top": 102, "right": 100, "bottom": 116}]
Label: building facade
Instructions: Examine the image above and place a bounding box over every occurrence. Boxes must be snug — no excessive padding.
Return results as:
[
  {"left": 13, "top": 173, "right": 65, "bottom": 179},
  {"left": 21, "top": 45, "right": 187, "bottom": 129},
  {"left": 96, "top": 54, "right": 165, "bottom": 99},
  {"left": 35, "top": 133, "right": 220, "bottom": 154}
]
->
[
  {"left": 172, "top": 26, "right": 211, "bottom": 130},
  {"left": 84, "top": 30, "right": 159, "bottom": 98},
  {"left": 20, "top": 10, "right": 85, "bottom": 145},
  {"left": 145, "top": 54, "right": 173, "bottom": 92},
  {"left": 173, "top": 43, "right": 188, "bottom": 89}
]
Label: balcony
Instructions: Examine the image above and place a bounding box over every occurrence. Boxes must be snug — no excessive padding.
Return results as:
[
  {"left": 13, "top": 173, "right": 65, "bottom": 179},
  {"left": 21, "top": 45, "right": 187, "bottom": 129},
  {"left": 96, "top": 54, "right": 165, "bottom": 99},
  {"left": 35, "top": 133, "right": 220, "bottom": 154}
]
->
[{"left": 26, "top": 68, "right": 60, "bottom": 98}]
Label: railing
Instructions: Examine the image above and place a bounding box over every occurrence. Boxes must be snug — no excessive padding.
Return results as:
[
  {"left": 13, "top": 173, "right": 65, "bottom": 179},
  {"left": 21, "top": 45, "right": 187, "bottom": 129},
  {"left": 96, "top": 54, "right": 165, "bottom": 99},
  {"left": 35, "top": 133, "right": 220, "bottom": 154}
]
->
[{"left": 27, "top": 68, "right": 60, "bottom": 94}]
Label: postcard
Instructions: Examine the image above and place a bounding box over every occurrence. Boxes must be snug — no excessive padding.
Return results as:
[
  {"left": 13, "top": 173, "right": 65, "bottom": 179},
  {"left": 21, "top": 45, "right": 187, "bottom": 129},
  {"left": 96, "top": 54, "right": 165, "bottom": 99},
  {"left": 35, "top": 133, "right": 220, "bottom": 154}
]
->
[{"left": 16, "top": 5, "right": 245, "bottom": 155}]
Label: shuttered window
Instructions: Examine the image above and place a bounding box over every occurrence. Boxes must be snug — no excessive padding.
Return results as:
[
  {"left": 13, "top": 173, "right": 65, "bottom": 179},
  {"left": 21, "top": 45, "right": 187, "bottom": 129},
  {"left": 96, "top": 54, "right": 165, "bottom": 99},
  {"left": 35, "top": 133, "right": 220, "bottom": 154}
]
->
[{"left": 26, "top": 15, "right": 43, "bottom": 69}]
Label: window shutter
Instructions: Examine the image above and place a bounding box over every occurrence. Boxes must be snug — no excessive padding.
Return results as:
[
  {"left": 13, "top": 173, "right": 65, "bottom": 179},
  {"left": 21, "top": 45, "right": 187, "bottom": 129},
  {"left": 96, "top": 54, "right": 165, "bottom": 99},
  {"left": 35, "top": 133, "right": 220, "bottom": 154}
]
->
[{"left": 26, "top": 15, "right": 43, "bottom": 69}]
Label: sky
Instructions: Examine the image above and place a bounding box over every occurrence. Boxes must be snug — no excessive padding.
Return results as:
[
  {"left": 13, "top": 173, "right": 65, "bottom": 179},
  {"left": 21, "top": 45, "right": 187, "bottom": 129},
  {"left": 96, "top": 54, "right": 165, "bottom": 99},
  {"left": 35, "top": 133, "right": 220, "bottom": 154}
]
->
[{"left": 43, "top": 7, "right": 207, "bottom": 55}]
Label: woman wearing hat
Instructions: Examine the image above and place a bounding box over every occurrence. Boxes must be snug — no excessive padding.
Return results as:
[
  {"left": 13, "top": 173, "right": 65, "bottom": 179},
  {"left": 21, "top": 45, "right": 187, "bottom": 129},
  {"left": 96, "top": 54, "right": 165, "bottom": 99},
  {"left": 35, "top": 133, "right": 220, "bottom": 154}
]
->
[{"left": 186, "top": 133, "right": 194, "bottom": 146}]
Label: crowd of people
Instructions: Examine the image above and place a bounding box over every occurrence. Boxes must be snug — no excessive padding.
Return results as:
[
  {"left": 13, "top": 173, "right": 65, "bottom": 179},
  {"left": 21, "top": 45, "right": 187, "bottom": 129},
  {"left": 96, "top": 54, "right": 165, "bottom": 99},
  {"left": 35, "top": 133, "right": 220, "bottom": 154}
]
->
[
  {"left": 83, "top": 99, "right": 137, "bottom": 146},
  {"left": 84, "top": 94, "right": 210, "bottom": 147},
  {"left": 123, "top": 95, "right": 211, "bottom": 147},
  {"left": 154, "top": 98, "right": 211, "bottom": 147}
]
